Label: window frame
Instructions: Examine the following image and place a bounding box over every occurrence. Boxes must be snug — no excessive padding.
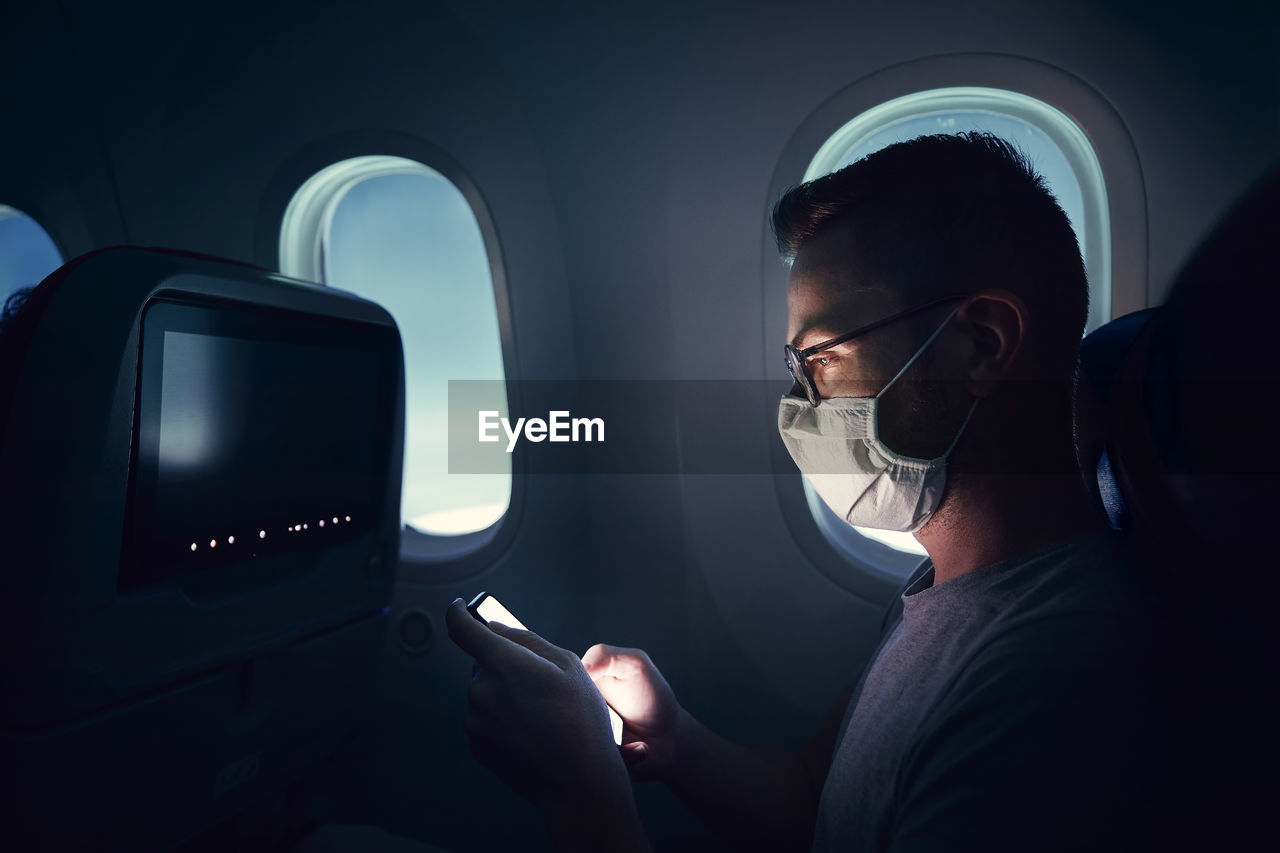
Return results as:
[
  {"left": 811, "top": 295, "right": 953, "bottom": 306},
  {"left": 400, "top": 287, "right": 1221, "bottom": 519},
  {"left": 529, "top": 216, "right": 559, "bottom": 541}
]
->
[
  {"left": 764, "top": 54, "right": 1147, "bottom": 601},
  {"left": 268, "top": 137, "right": 523, "bottom": 579}
]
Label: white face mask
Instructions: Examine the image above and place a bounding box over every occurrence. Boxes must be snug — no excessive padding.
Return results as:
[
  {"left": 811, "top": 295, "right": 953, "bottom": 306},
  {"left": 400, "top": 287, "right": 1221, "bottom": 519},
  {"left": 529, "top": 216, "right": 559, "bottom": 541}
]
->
[{"left": 777, "top": 308, "right": 977, "bottom": 533}]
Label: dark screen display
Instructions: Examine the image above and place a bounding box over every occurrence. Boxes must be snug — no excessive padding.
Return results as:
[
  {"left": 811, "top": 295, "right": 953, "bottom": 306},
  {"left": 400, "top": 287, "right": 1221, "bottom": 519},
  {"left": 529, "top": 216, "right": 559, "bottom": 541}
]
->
[{"left": 122, "top": 299, "right": 397, "bottom": 592}]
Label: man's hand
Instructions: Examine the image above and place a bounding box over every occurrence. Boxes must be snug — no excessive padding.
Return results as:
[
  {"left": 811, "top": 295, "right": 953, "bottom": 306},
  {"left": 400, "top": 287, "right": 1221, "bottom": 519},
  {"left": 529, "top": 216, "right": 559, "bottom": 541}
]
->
[
  {"left": 583, "top": 644, "right": 835, "bottom": 851},
  {"left": 444, "top": 600, "right": 629, "bottom": 811},
  {"left": 581, "top": 644, "right": 687, "bottom": 781}
]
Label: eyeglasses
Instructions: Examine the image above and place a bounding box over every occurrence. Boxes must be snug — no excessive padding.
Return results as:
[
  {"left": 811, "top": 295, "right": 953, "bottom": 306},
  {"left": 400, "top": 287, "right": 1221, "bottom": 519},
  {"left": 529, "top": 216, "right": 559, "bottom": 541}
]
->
[{"left": 784, "top": 295, "right": 968, "bottom": 406}]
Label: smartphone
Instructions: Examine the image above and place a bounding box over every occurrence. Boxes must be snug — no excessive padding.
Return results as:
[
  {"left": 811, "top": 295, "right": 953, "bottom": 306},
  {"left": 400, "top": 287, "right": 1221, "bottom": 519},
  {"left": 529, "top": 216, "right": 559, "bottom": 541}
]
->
[{"left": 467, "top": 591, "right": 624, "bottom": 746}]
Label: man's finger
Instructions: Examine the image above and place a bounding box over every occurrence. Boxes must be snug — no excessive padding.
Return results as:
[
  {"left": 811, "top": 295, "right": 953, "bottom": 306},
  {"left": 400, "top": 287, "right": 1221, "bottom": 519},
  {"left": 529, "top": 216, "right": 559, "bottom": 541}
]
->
[
  {"left": 619, "top": 741, "right": 649, "bottom": 767},
  {"left": 445, "top": 599, "right": 520, "bottom": 667},
  {"left": 489, "top": 622, "right": 576, "bottom": 669}
]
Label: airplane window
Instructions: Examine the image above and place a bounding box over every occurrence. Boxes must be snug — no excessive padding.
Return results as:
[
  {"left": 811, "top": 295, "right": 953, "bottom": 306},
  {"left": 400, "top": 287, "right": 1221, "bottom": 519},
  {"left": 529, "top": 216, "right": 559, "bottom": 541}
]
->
[
  {"left": 0, "top": 205, "right": 62, "bottom": 303},
  {"left": 802, "top": 87, "right": 1110, "bottom": 562},
  {"left": 280, "top": 156, "right": 510, "bottom": 543}
]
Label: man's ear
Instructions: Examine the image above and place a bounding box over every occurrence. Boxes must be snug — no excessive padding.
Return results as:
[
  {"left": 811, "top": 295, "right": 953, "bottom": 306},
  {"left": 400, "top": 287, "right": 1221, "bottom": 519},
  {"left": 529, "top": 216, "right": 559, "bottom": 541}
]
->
[{"left": 957, "top": 290, "right": 1027, "bottom": 396}]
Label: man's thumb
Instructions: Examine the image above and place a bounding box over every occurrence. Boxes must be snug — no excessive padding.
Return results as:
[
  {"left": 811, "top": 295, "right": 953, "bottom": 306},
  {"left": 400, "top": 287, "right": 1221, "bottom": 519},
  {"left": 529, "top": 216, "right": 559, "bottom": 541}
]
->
[{"left": 620, "top": 741, "right": 649, "bottom": 767}]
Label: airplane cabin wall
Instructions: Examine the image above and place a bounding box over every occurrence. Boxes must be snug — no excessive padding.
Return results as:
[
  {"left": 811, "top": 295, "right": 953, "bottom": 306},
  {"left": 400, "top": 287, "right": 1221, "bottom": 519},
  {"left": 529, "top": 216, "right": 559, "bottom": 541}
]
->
[{"left": 3, "top": 0, "right": 1278, "bottom": 848}]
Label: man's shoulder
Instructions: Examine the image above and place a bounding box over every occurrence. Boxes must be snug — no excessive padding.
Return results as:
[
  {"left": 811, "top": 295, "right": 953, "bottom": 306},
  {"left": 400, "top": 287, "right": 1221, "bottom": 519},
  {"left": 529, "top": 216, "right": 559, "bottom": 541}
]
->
[
  {"left": 898, "top": 532, "right": 1162, "bottom": 640},
  {"left": 908, "top": 531, "right": 1180, "bottom": 747},
  {"left": 926, "top": 546, "right": 1180, "bottom": 765},
  {"left": 889, "top": 533, "right": 1187, "bottom": 852},
  {"left": 984, "top": 530, "right": 1168, "bottom": 636},
  {"left": 981, "top": 538, "right": 1174, "bottom": 679}
]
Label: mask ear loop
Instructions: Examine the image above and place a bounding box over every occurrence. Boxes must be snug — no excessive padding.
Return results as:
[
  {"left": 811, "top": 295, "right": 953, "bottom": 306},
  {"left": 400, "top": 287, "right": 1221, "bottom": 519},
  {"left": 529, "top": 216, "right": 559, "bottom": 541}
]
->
[
  {"left": 872, "top": 306, "right": 978, "bottom": 461},
  {"left": 874, "top": 306, "right": 963, "bottom": 399},
  {"left": 943, "top": 397, "right": 979, "bottom": 457}
]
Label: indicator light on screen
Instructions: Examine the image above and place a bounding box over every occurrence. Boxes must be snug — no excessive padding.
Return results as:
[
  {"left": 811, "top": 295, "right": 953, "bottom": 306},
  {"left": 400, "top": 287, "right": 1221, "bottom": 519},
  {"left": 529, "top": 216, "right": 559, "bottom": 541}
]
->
[
  {"left": 333, "top": 517, "right": 339, "bottom": 524},
  {"left": 190, "top": 543, "right": 197, "bottom": 551},
  {"left": 259, "top": 530, "right": 266, "bottom": 539},
  {"left": 303, "top": 524, "right": 308, "bottom": 530},
  {"left": 210, "top": 540, "right": 217, "bottom": 548},
  {"left": 228, "top": 535, "right": 235, "bottom": 544},
  {"left": 319, "top": 520, "right": 325, "bottom": 527},
  {"left": 345, "top": 516, "right": 351, "bottom": 522}
]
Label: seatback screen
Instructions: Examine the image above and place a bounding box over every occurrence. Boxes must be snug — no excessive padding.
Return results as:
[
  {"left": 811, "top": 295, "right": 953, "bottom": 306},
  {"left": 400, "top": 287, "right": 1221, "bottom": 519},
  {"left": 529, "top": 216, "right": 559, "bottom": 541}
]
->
[{"left": 122, "top": 299, "right": 399, "bottom": 592}]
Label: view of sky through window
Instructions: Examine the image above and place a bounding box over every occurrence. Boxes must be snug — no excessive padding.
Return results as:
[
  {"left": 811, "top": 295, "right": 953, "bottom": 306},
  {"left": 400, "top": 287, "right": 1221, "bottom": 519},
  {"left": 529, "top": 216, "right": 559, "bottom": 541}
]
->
[
  {"left": 322, "top": 171, "right": 510, "bottom": 536},
  {"left": 0, "top": 206, "right": 62, "bottom": 302}
]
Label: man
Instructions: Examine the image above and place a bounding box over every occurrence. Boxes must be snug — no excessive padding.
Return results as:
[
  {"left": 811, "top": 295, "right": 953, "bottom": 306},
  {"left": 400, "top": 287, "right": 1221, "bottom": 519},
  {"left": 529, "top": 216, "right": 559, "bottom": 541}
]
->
[{"left": 446, "top": 133, "right": 1184, "bottom": 852}]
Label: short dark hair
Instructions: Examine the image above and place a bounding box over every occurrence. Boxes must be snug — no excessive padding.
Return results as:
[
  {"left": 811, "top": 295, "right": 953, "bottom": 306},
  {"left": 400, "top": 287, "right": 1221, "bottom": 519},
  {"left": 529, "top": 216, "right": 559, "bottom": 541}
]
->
[{"left": 771, "top": 132, "right": 1088, "bottom": 377}]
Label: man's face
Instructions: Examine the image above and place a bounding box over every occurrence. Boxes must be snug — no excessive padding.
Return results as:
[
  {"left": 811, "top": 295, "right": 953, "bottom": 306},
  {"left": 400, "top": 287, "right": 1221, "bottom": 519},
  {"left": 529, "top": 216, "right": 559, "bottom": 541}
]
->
[{"left": 786, "top": 223, "right": 968, "bottom": 460}]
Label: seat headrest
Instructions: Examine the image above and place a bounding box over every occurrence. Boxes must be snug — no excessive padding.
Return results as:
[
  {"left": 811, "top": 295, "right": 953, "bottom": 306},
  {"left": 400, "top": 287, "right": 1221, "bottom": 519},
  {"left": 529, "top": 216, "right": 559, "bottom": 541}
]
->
[
  {"left": 1104, "top": 164, "right": 1280, "bottom": 597},
  {"left": 1077, "top": 307, "right": 1160, "bottom": 529}
]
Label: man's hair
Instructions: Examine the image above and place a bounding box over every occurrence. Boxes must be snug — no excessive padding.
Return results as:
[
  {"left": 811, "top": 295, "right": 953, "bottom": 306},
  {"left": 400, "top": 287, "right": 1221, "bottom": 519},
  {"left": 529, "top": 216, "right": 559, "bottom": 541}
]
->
[{"left": 771, "top": 132, "right": 1088, "bottom": 377}]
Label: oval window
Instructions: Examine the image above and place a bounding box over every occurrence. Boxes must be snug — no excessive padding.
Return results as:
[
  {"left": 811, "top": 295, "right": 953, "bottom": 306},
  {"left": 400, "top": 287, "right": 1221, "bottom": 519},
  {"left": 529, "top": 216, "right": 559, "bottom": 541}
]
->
[{"left": 280, "top": 156, "right": 510, "bottom": 547}]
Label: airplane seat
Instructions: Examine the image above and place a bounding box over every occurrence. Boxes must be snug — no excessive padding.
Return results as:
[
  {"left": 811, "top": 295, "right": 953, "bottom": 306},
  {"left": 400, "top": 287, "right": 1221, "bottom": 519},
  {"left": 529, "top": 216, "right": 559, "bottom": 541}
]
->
[
  {"left": 1077, "top": 164, "right": 1280, "bottom": 851},
  {"left": 1104, "top": 164, "right": 1278, "bottom": 604},
  {"left": 1076, "top": 306, "right": 1160, "bottom": 530},
  {"left": 0, "top": 246, "right": 405, "bottom": 851}
]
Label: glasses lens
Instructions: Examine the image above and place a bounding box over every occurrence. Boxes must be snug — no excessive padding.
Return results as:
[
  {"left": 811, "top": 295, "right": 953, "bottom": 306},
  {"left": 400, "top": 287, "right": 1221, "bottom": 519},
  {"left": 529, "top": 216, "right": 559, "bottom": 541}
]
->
[{"left": 784, "top": 346, "right": 819, "bottom": 406}]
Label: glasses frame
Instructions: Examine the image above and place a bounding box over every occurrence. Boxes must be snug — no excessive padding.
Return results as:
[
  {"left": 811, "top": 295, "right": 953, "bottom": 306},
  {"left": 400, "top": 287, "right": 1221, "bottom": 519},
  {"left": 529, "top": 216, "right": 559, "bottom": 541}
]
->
[{"left": 784, "top": 294, "right": 968, "bottom": 406}]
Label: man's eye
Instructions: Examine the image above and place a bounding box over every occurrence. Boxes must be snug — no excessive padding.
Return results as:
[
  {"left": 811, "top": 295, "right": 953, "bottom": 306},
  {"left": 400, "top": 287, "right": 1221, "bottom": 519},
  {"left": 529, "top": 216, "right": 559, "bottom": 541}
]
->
[{"left": 813, "top": 355, "right": 832, "bottom": 367}]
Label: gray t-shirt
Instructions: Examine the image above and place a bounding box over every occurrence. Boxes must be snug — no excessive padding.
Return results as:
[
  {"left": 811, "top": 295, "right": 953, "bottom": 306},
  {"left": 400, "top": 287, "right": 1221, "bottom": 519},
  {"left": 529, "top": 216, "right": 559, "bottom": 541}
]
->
[{"left": 813, "top": 531, "right": 1181, "bottom": 853}]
